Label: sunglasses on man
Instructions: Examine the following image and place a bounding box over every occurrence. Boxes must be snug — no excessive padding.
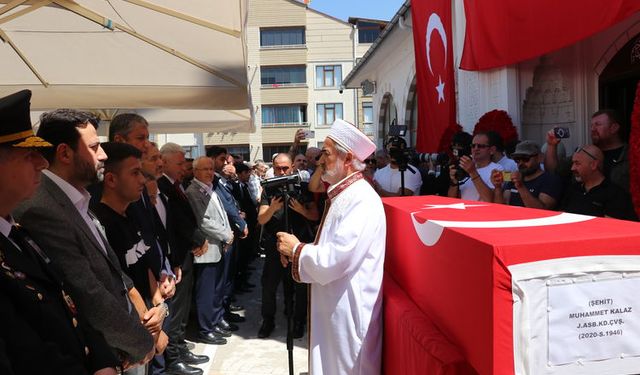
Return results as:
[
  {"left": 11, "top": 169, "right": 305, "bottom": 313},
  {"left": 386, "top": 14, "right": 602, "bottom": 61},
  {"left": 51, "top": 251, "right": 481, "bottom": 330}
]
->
[
  {"left": 512, "top": 154, "right": 538, "bottom": 163},
  {"left": 364, "top": 159, "right": 377, "bottom": 165}
]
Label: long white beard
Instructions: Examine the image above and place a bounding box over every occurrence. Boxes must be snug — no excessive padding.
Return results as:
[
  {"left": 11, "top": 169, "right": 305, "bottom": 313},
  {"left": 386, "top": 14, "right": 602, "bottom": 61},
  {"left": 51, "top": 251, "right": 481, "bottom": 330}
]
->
[{"left": 321, "top": 161, "right": 345, "bottom": 185}]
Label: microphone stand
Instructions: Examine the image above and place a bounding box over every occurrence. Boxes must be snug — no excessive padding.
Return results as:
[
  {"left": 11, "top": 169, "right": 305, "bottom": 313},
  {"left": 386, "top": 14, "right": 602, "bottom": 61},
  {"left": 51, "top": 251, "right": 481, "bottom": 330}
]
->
[{"left": 282, "top": 188, "right": 295, "bottom": 375}]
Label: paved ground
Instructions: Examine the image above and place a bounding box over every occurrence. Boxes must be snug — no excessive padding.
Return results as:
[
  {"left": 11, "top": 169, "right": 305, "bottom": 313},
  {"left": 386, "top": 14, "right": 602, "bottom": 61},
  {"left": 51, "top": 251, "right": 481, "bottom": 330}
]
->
[{"left": 187, "top": 257, "right": 309, "bottom": 375}]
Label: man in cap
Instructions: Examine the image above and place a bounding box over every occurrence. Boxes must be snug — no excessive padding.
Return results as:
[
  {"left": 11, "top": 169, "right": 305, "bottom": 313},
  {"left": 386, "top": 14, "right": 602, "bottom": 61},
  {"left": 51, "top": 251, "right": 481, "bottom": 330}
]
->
[
  {"left": 276, "top": 119, "right": 385, "bottom": 375},
  {"left": 0, "top": 90, "right": 118, "bottom": 374},
  {"left": 491, "top": 140, "right": 563, "bottom": 209}
]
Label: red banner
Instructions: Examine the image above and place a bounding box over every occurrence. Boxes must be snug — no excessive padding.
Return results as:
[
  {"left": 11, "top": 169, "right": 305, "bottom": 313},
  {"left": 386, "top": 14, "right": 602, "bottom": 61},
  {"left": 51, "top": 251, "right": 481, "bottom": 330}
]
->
[
  {"left": 461, "top": 0, "right": 640, "bottom": 71},
  {"left": 411, "top": 0, "right": 457, "bottom": 152}
]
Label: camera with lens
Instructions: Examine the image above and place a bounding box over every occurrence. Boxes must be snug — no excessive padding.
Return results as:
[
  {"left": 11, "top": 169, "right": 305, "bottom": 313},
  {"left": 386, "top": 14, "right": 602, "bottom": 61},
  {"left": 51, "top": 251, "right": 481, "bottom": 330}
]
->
[
  {"left": 260, "top": 172, "right": 306, "bottom": 202},
  {"left": 387, "top": 124, "right": 451, "bottom": 170},
  {"left": 450, "top": 143, "right": 471, "bottom": 182}
]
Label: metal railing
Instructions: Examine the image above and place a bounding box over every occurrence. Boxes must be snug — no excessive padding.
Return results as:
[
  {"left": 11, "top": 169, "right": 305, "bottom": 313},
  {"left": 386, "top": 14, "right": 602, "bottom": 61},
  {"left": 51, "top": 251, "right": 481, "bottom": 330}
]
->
[{"left": 261, "top": 122, "right": 310, "bottom": 128}]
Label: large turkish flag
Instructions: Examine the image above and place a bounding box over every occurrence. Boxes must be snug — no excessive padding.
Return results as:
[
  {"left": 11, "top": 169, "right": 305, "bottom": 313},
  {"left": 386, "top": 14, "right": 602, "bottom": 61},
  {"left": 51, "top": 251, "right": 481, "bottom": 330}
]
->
[
  {"left": 461, "top": 0, "right": 640, "bottom": 71},
  {"left": 411, "top": 0, "right": 457, "bottom": 152}
]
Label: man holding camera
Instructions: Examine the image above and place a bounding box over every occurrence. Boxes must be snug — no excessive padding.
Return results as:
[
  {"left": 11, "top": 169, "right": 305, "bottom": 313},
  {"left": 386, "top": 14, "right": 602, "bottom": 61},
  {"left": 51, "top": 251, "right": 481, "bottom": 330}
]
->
[
  {"left": 372, "top": 141, "right": 423, "bottom": 197},
  {"left": 256, "top": 153, "right": 318, "bottom": 339},
  {"left": 545, "top": 110, "right": 629, "bottom": 192},
  {"left": 448, "top": 132, "right": 502, "bottom": 202},
  {"left": 491, "top": 140, "right": 563, "bottom": 209}
]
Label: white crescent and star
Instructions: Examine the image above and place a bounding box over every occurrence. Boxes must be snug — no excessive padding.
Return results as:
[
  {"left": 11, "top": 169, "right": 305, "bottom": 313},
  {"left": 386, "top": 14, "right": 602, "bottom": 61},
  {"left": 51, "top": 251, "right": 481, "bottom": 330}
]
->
[
  {"left": 411, "top": 203, "right": 595, "bottom": 246},
  {"left": 425, "top": 13, "right": 448, "bottom": 103}
]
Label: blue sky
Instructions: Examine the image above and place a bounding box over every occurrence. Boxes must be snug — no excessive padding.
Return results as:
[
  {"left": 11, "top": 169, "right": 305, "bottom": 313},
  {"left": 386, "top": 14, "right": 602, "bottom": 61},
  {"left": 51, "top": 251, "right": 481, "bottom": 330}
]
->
[{"left": 308, "top": 0, "right": 406, "bottom": 22}]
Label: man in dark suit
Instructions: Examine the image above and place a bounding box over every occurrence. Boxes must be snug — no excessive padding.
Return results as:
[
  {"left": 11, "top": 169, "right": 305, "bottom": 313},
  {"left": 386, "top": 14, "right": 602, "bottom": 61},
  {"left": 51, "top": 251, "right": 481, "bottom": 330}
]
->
[
  {"left": 207, "top": 146, "right": 248, "bottom": 325},
  {"left": 232, "top": 162, "right": 259, "bottom": 292},
  {"left": 16, "top": 108, "right": 162, "bottom": 371},
  {"left": 0, "top": 90, "right": 119, "bottom": 374},
  {"left": 158, "top": 142, "right": 207, "bottom": 375}
]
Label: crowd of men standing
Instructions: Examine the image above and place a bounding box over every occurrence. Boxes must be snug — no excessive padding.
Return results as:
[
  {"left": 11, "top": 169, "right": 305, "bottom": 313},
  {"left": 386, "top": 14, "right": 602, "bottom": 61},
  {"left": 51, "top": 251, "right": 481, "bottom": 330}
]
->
[
  {"left": 360, "top": 109, "right": 637, "bottom": 221},
  {"left": 0, "top": 90, "right": 323, "bottom": 375}
]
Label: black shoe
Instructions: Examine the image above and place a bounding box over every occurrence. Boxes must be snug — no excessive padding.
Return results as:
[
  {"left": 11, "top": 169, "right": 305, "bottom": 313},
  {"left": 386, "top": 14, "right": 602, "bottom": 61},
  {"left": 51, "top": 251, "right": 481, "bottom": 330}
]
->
[
  {"left": 212, "top": 326, "right": 232, "bottom": 337},
  {"left": 165, "top": 361, "right": 204, "bottom": 375},
  {"left": 243, "top": 281, "right": 256, "bottom": 288},
  {"left": 225, "top": 312, "right": 246, "bottom": 323},
  {"left": 228, "top": 304, "right": 244, "bottom": 312},
  {"left": 218, "top": 318, "right": 239, "bottom": 332},
  {"left": 179, "top": 350, "right": 209, "bottom": 365},
  {"left": 293, "top": 321, "right": 305, "bottom": 339},
  {"left": 257, "top": 319, "right": 275, "bottom": 338},
  {"left": 197, "top": 332, "right": 227, "bottom": 345}
]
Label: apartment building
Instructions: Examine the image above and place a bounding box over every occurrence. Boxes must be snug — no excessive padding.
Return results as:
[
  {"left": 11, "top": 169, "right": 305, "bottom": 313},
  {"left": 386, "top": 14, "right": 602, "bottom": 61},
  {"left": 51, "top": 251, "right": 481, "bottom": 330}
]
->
[{"left": 200, "top": 0, "right": 385, "bottom": 162}]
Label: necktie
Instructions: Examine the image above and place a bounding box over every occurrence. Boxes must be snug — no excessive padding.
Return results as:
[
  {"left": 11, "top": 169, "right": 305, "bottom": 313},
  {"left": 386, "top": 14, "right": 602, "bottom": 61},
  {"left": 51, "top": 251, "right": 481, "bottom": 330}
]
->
[{"left": 174, "top": 180, "right": 187, "bottom": 201}]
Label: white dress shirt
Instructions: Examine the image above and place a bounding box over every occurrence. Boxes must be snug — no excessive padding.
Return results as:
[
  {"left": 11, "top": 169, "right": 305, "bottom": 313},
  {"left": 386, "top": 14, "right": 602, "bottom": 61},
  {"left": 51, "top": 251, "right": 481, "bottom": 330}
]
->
[{"left": 42, "top": 170, "right": 107, "bottom": 253}]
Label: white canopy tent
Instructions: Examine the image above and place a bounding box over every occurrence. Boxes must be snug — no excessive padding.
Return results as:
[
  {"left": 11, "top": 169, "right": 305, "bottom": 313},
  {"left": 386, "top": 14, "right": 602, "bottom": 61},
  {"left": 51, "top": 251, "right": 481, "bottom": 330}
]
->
[{"left": 0, "top": 0, "right": 253, "bottom": 132}]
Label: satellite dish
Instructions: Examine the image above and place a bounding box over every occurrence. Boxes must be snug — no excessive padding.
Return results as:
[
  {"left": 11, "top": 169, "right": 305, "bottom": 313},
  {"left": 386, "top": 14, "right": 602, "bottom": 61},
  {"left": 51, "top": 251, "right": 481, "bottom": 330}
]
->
[{"left": 362, "top": 80, "right": 376, "bottom": 96}]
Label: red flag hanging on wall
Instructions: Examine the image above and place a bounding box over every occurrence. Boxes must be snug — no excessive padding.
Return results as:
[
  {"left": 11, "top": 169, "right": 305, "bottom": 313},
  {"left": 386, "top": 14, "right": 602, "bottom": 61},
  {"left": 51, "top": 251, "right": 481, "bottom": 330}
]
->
[
  {"left": 411, "top": 0, "right": 457, "bottom": 152},
  {"left": 461, "top": 0, "right": 640, "bottom": 71}
]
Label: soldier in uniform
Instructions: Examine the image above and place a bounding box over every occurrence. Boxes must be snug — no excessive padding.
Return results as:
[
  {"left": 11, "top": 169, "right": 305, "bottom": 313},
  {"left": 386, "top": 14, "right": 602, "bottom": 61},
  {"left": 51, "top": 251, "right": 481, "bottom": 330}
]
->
[{"left": 0, "top": 90, "right": 119, "bottom": 375}]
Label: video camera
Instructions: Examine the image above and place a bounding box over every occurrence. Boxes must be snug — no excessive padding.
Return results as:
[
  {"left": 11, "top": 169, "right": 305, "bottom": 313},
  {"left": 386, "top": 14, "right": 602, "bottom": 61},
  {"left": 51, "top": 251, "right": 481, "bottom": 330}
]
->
[
  {"left": 260, "top": 172, "right": 305, "bottom": 201},
  {"left": 387, "top": 124, "right": 449, "bottom": 170}
]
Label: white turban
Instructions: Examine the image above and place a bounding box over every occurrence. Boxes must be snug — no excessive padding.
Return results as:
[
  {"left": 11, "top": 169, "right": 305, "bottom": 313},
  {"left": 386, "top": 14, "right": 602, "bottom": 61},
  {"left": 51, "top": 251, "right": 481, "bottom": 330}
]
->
[{"left": 326, "top": 119, "right": 376, "bottom": 162}]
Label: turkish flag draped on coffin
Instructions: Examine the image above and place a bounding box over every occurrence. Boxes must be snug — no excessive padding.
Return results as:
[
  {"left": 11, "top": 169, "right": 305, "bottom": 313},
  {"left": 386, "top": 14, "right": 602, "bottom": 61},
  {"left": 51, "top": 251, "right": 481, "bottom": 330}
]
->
[
  {"left": 460, "top": 0, "right": 640, "bottom": 71},
  {"left": 411, "top": 0, "right": 457, "bottom": 152}
]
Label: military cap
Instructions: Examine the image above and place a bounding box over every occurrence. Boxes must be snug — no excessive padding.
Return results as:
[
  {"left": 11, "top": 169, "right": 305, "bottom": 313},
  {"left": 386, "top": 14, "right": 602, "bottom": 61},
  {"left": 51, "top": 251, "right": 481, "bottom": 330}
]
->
[{"left": 0, "top": 90, "right": 51, "bottom": 148}]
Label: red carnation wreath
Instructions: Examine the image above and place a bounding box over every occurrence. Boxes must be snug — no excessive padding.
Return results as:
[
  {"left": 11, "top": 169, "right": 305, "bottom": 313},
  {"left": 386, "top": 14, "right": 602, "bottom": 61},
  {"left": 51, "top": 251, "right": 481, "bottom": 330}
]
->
[
  {"left": 472, "top": 109, "right": 519, "bottom": 147},
  {"left": 629, "top": 82, "right": 640, "bottom": 216}
]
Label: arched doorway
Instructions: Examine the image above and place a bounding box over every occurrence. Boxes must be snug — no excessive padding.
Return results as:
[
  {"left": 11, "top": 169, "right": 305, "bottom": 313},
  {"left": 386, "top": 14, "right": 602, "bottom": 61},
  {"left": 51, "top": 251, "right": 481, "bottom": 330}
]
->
[
  {"left": 378, "top": 92, "right": 398, "bottom": 140},
  {"left": 404, "top": 75, "right": 418, "bottom": 147},
  {"left": 599, "top": 33, "right": 640, "bottom": 141}
]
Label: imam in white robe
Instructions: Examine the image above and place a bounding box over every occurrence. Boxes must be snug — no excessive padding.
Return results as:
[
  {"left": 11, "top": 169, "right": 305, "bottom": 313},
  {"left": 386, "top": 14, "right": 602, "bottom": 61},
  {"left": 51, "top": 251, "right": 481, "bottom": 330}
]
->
[{"left": 292, "top": 172, "right": 386, "bottom": 375}]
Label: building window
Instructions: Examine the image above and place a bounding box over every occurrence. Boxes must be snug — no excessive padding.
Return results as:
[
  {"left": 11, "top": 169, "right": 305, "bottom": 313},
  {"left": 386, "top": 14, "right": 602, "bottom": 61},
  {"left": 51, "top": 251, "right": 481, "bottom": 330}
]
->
[
  {"left": 225, "top": 145, "right": 251, "bottom": 162},
  {"left": 315, "top": 65, "right": 342, "bottom": 88},
  {"left": 358, "top": 22, "right": 383, "bottom": 44},
  {"left": 262, "top": 105, "right": 307, "bottom": 126},
  {"left": 260, "top": 27, "right": 305, "bottom": 47},
  {"left": 261, "top": 65, "right": 306, "bottom": 87},
  {"left": 317, "top": 103, "right": 343, "bottom": 126},
  {"left": 263, "top": 144, "right": 307, "bottom": 162},
  {"left": 363, "top": 102, "right": 373, "bottom": 124}
]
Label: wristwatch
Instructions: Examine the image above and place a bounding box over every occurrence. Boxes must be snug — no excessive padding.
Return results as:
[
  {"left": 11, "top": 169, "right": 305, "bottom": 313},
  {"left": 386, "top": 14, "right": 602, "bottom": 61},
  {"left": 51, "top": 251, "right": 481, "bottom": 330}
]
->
[{"left": 155, "top": 302, "right": 169, "bottom": 318}]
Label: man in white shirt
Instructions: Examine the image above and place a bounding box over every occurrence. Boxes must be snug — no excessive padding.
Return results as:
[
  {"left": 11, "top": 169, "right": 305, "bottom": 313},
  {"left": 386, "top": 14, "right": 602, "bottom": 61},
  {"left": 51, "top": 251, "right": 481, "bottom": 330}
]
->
[
  {"left": 488, "top": 131, "right": 517, "bottom": 172},
  {"left": 448, "top": 132, "right": 502, "bottom": 202},
  {"left": 373, "top": 143, "right": 423, "bottom": 196}
]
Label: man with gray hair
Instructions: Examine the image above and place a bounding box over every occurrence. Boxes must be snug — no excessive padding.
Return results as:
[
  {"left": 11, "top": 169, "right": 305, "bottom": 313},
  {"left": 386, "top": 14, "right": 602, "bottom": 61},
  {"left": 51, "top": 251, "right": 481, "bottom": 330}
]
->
[
  {"left": 276, "top": 119, "right": 386, "bottom": 374},
  {"left": 109, "top": 113, "right": 151, "bottom": 155},
  {"left": 158, "top": 143, "right": 208, "bottom": 375}
]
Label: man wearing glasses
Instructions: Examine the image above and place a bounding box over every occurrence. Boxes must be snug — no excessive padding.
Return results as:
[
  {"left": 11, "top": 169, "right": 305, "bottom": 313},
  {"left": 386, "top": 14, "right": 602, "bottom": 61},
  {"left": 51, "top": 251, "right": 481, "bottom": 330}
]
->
[
  {"left": 490, "top": 140, "right": 563, "bottom": 209},
  {"left": 448, "top": 132, "right": 502, "bottom": 202},
  {"left": 545, "top": 109, "right": 629, "bottom": 192},
  {"left": 560, "top": 144, "right": 637, "bottom": 221}
]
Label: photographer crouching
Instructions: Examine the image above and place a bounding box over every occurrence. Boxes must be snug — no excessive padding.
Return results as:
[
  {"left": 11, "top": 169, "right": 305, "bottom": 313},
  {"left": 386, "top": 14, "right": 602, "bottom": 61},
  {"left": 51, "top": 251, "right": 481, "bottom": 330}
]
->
[{"left": 256, "top": 153, "right": 319, "bottom": 339}]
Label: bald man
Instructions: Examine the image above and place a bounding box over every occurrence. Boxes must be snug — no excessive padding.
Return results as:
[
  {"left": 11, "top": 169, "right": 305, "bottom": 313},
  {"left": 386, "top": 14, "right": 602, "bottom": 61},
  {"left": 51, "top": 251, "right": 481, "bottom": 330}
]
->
[{"left": 561, "top": 144, "right": 637, "bottom": 221}]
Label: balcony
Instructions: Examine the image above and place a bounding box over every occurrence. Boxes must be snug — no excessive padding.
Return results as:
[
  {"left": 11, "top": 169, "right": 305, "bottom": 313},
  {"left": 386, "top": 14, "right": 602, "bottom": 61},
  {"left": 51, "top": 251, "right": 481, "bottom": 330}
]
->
[
  {"left": 261, "top": 122, "right": 310, "bottom": 128},
  {"left": 260, "top": 83, "right": 307, "bottom": 89}
]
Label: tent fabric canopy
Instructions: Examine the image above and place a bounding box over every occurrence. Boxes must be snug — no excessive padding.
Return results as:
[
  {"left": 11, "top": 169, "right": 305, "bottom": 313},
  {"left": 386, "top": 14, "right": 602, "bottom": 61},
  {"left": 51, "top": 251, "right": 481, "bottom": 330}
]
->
[
  {"left": 460, "top": 0, "right": 640, "bottom": 71},
  {"left": 0, "top": 0, "right": 253, "bottom": 132}
]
